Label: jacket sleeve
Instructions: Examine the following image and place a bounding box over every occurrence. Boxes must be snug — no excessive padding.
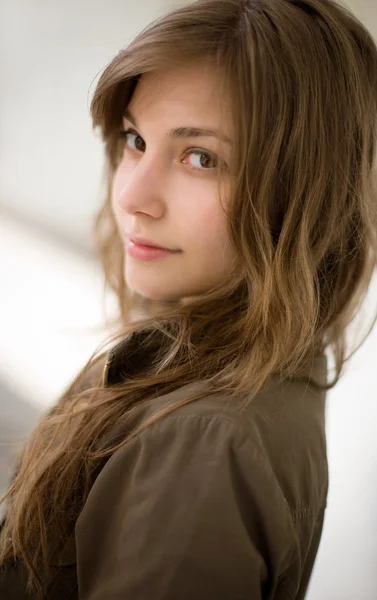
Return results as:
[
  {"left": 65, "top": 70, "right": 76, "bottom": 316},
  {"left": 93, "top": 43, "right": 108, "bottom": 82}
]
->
[{"left": 75, "top": 413, "right": 296, "bottom": 600}]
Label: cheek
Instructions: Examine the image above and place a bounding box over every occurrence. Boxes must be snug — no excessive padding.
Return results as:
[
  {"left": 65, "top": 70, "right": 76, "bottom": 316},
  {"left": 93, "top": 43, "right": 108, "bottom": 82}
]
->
[
  {"left": 112, "top": 167, "right": 123, "bottom": 207},
  {"left": 187, "top": 193, "right": 231, "bottom": 254},
  {"left": 181, "top": 206, "right": 236, "bottom": 278},
  {"left": 111, "top": 168, "right": 126, "bottom": 225}
]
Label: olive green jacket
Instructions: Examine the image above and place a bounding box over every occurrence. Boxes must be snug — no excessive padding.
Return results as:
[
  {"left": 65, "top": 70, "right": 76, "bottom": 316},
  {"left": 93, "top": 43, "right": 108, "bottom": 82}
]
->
[{"left": 0, "top": 331, "right": 328, "bottom": 599}]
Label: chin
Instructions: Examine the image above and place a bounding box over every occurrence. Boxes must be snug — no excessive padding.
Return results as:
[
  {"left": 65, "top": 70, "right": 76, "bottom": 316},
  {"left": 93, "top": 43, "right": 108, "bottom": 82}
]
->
[
  {"left": 125, "top": 270, "right": 206, "bottom": 303},
  {"left": 144, "top": 292, "right": 181, "bottom": 303},
  {"left": 127, "top": 282, "right": 181, "bottom": 303}
]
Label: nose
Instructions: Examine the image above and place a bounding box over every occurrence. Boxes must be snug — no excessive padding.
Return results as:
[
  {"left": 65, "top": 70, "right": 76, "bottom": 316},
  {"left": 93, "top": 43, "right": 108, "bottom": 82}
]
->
[{"left": 116, "top": 154, "right": 166, "bottom": 219}]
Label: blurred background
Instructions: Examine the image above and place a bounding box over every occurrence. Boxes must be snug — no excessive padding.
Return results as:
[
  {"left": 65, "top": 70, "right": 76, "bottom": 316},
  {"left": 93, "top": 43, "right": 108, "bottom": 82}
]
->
[{"left": 1, "top": 1, "right": 377, "bottom": 598}]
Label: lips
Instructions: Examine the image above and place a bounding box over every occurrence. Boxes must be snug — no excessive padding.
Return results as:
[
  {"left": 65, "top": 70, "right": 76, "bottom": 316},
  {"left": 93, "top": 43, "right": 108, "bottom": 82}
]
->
[
  {"left": 131, "top": 238, "right": 166, "bottom": 250},
  {"left": 125, "top": 239, "right": 179, "bottom": 261},
  {"left": 127, "top": 234, "right": 179, "bottom": 252}
]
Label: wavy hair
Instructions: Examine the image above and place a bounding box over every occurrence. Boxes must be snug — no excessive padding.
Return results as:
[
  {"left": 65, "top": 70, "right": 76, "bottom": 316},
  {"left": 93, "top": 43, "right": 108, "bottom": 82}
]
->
[{"left": 1, "top": 0, "right": 377, "bottom": 596}]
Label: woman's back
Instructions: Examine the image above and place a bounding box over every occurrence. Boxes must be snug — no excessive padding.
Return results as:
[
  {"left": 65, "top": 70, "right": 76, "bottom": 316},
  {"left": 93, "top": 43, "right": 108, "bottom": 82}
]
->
[{"left": 0, "top": 332, "right": 328, "bottom": 599}]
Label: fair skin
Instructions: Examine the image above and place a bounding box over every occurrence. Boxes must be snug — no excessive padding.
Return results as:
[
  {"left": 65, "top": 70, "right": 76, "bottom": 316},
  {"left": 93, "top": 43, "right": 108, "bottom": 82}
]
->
[{"left": 111, "top": 62, "right": 238, "bottom": 302}]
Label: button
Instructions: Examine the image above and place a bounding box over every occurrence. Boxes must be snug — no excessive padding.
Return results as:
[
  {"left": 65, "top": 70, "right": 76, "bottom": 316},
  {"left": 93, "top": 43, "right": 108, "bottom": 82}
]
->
[{"left": 101, "top": 358, "right": 113, "bottom": 387}]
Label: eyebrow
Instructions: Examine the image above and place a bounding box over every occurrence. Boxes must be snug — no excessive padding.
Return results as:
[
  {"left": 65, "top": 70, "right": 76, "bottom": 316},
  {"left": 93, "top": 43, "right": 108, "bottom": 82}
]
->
[{"left": 123, "top": 108, "right": 232, "bottom": 145}]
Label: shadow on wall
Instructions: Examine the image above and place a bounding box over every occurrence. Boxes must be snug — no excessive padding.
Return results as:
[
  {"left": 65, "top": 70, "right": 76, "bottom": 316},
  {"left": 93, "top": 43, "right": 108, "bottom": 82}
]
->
[{"left": 0, "top": 381, "right": 41, "bottom": 517}]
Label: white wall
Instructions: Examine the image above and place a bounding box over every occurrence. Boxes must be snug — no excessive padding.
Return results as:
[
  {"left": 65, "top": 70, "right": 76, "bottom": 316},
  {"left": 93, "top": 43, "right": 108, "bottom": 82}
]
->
[{"left": 0, "top": 0, "right": 188, "bottom": 253}]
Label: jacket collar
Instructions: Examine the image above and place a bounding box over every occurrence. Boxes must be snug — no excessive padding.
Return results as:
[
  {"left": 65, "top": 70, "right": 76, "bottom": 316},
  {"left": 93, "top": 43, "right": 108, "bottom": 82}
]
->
[
  {"left": 102, "top": 326, "right": 328, "bottom": 388},
  {"left": 102, "top": 326, "right": 169, "bottom": 387}
]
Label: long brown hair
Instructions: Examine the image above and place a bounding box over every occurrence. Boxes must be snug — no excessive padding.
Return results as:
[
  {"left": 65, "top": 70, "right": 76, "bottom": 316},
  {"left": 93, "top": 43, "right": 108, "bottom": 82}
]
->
[{"left": 1, "top": 0, "right": 377, "bottom": 596}]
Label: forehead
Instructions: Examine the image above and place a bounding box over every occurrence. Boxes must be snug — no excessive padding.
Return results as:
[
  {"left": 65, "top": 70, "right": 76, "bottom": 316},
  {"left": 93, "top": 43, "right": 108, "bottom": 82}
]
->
[{"left": 127, "top": 63, "right": 231, "bottom": 129}]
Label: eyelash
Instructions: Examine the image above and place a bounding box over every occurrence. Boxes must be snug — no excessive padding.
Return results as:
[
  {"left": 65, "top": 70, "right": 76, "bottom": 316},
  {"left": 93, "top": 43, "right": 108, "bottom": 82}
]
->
[{"left": 118, "top": 128, "right": 225, "bottom": 172}]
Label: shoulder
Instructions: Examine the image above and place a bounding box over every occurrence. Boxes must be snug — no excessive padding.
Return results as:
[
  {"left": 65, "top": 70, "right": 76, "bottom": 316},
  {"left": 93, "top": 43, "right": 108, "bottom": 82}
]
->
[
  {"left": 119, "top": 373, "right": 327, "bottom": 511},
  {"left": 76, "top": 394, "right": 297, "bottom": 582},
  {"left": 83, "top": 380, "right": 293, "bottom": 518},
  {"left": 74, "top": 381, "right": 327, "bottom": 598},
  {"left": 89, "top": 373, "right": 327, "bottom": 518},
  {"left": 75, "top": 408, "right": 296, "bottom": 598}
]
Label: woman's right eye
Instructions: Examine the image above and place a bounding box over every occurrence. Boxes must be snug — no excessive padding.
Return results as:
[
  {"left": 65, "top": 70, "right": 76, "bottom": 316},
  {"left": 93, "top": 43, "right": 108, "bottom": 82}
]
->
[{"left": 119, "top": 129, "right": 145, "bottom": 152}]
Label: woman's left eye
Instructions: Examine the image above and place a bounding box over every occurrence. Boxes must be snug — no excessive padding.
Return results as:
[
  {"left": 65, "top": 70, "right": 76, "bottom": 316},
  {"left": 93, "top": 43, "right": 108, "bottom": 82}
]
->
[{"left": 181, "top": 150, "right": 218, "bottom": 170}]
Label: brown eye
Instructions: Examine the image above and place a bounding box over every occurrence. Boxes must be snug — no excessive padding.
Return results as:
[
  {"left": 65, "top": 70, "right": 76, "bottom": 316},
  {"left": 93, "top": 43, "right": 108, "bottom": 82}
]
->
[
  {"left": 182, "top": 150, "right": 218, "bottom": 170},
  {"left": 134, "top": 135, "right": 145, "bottom": 152},
  {"left": 119, "top": 129, "right": 146, "bottom": 152},
  {"left": 199, "top": 153, "right": 216, "bottom": 168}
]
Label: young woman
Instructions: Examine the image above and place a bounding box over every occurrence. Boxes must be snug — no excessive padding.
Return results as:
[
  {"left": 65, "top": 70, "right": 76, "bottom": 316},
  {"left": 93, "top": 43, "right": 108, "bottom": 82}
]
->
[{"left": 1, "top": 0, "right": 377, "bottom": 598}]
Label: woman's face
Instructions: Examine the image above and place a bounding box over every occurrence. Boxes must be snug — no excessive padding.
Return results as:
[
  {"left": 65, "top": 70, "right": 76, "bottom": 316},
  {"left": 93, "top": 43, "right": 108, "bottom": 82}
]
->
[{"left": 111, "top": 62, "right": 238, "bottom": 302}]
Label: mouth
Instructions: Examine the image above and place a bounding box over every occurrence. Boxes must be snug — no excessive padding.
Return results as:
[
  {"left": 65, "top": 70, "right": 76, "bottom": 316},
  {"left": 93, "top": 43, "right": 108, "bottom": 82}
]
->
[
  {"left": 125, "top": 238, "right": 181, "bottom": 261},
  {"left": 127, "top": 234, "right": 180, "bottom": 252}
]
